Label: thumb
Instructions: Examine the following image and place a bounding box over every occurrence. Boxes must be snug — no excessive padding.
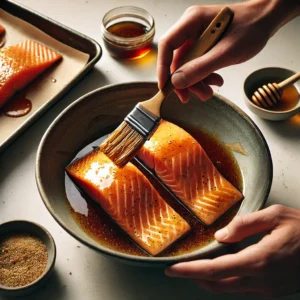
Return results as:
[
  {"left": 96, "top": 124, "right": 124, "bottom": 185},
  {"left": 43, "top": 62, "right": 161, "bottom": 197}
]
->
[{"left": 215, "top": 207, "right": 277, "bottom": 243}]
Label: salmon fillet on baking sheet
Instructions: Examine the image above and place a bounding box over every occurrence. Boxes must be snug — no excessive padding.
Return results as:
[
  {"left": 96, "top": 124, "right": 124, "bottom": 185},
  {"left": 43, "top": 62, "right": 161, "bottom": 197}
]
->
[
  {"left": 66, "top": 149, "right": 191, "bottom": 256},
  {"left": 0, "top": 40, "right": 62, "bottom": 108},
  {"left": 138, "top": 120, "right": 243, "bottom": 225},
  {"left": 0, "top": 24, "right": 5, "bottom": 36}
]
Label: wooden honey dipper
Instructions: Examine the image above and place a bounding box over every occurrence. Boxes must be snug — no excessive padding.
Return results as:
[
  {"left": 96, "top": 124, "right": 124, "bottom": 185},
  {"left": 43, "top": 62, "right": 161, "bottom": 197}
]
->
[{"left": 251, "top": 72, "right": 300, "bottom": 109}]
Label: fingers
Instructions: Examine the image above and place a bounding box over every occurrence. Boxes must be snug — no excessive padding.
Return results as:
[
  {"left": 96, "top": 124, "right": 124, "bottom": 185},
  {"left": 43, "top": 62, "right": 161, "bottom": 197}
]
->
[
  {"left": 188, "top": 73, "right": 223, "bottom": 101},
  {"left": 171, "top": 39, "right": 196, "bottom": 73},
  {"left": 175, "top": 88, "right": 190, "bottom": 103},
  {"left": 157, "top": 24, "right": 190, "bottom": 89},
  {"left": 175, "top": 73, "right": 223, "bottom": 103},
  {"left": 171, "top": 40, "right": 233, "bottom": 89},
  {"left": 157, "top": 6, "right": 219, "bottom": 89},
  {"left": 194, "top": 277, "right": 253, "bottom": 294},
  {"left": 189, "top": 82, "right": 213, "bottom": 101},
  {"left": 203, "top": 73, "right": 223, "bottom": 86},
  {"left": 215, "top": 206, "right": 279, "bottom": 243},
  {"left": 165, "top": 243, "right": 263, "bottom": 280},
  {"left": 165, "top": 205, "right": 300, "bottom": 297},
  {"left": 193, "top": 276, "right": 273, "bottom": 296}
]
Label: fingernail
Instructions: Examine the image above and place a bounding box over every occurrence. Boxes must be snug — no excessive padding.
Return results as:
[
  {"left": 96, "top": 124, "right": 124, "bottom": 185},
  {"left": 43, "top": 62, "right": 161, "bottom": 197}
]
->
[
  {"left": 215, "top": 227, "right": 228, "bottom": 241},
  {"left": 182, "top": 97, "right": 189, "bottom": 104},
  {"left": 177, "top": 92, "right": 189, "bottom": 104},
  {"left": 172, "top": 72, "right": 187, "bottom": 89},
  {"left": 216, "top": 80, "right": 224, "bottom": 87}
]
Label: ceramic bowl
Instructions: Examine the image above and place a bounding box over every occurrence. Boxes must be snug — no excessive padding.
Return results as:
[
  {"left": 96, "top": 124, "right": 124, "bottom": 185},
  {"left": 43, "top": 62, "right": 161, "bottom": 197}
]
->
[
  {"left": 244, "top": 67, "right": 300, "bottom": 121},
  {"left": 0, "top": 220, "right": 56, "bottom": 297},
  {"left": 36, "top": 82, "right": 272, "bottom": 266}
]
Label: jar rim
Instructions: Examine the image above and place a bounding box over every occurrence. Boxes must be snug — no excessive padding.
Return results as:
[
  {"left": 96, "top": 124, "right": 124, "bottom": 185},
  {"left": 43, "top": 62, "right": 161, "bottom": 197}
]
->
[{"left": 101, "top": 6, "right": 155, "bottom": 44}]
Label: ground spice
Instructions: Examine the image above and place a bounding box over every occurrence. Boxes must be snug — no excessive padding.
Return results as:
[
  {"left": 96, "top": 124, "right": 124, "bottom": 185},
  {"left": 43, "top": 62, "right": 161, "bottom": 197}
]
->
[{"left": 0, "top": 233, "right": 48, "bottom": 287}]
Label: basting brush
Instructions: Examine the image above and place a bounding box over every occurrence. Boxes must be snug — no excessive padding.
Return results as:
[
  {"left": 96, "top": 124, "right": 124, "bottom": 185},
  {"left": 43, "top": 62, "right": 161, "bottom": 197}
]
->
[{"left": 100, "top": 7, "right": 234, "bottom": 168}]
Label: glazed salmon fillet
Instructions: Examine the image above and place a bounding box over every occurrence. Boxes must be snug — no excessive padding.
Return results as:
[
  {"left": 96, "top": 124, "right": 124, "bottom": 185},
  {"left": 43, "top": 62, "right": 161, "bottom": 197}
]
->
[
  {"left": 66, "top": 149, "right": 190, "bottom": 256},
  {"left": 138, "top": 120, "right": 243, "bottom": 225},
  {"left": 0, "top": 40, "right": 62, "bottom": 108},
  {"left": 0, "top": 24, "right": 5, "bottom": 36}
]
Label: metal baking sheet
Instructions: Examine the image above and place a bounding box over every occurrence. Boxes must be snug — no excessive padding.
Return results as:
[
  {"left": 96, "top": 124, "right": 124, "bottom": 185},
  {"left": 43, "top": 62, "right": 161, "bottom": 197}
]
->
[{"left": 0, "top": 0, "right": 102, "bottom": 152}]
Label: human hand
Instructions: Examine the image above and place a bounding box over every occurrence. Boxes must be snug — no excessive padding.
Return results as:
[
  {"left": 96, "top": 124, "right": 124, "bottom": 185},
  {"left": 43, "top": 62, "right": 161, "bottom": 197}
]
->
[
  {"left": 158, "top": 0, "right": 299, "bottom": 103},
  {"left": 166, "top": 205, "right": 300, "bottom": 297}
]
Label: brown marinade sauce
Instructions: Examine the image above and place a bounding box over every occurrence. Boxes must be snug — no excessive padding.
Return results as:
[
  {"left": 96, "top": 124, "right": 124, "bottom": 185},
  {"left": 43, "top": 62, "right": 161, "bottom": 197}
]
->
[
  {"left": 107, "top": 21, "right": 148, "bottom": 38},
  {"left": 2, "top": 92, "right": 32, "bottom": 118},
  {"left": 65, "top": 122, "right": 243, "bottom": 257},
  {"left": 104, "top": 22, "right": 152, "bottom": 59}
]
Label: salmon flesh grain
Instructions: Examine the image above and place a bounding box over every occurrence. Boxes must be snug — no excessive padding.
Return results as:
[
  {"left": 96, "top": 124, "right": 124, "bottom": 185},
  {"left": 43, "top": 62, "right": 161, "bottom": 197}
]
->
[
  {"left": 66, "top": 149, "right": 191, "bottom": 256},
  {"left": 0, "top": 40, "right": 62, "bottom": 108},
  {"left": 138, "top": 120, "right": 243, "bottom": 225}
]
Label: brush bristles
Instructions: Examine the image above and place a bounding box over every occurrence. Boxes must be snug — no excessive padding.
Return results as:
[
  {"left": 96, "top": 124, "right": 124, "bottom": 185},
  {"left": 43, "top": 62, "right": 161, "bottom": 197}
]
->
[{"left": 100, "top": 122, "right": 145, "bottom": 168}]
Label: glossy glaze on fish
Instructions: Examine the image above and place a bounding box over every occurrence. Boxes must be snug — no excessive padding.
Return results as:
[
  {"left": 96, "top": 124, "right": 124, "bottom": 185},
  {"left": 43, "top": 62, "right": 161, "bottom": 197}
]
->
[
  {"left": 138, "top": 120, "right": 243, "bottom": 225},
  {"left": 0, "top": 24, "right": 5, "bottom": 36},
  {"left": 0, "top": 40, "right": 62, "bottom": 108},
  {"left": 66, "top": 149, "right": 191, "bottom": 256}
]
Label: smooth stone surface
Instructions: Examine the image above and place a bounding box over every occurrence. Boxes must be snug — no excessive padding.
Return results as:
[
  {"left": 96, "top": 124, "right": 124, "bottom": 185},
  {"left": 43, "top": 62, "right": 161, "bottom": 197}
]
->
[{"left": 1, "top": 0, "right": 300, "bottom": 299}]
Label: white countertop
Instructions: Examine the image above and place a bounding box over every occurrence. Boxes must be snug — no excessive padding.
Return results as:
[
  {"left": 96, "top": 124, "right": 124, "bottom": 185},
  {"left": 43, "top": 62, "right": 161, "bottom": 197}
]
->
[{"left": 1, "top": 1, "right": 299, "bottom": 299}]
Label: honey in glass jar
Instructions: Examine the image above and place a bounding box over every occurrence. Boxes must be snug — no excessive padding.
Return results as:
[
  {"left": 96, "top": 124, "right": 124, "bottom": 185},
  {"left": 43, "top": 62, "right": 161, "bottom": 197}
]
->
[{"left": 101, "top": 6, "right": 155, "bottom": 59}]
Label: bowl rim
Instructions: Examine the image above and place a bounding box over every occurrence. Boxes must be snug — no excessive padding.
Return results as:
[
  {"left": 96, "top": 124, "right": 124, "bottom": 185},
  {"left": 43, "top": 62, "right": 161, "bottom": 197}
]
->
[
  {"left": 0, "top": 220, "right": 56, "bottom": 292},
  {"left": 36, "top": 81, "right": 273, "bottom": 264},
  {"left": 244, "top": 67, "right": 300, "bottom": 114}
]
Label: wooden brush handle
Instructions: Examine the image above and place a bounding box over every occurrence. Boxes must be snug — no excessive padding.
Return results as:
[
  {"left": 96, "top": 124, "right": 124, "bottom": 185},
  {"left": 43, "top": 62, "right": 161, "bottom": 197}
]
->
[
  {"left": 177, "top": 7, "right": 234, "bottom": 68},
  {"left": 141, "top": 7, "right": 234, "bottom": 115},
  {"left": 277, "top": 72, "right": 300, "bottom": 90}
]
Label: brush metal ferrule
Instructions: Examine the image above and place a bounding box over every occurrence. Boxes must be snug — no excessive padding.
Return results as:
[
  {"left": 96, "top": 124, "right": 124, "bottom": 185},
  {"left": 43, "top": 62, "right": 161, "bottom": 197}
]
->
[{"left": 125, "top": 104, "right": 161, "bottom": 139}]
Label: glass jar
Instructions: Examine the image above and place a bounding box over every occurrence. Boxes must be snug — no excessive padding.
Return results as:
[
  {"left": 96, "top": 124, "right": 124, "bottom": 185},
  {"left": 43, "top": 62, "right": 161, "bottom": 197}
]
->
[{"left": 101, "top": 6, "right": 155, "bottom": 59}]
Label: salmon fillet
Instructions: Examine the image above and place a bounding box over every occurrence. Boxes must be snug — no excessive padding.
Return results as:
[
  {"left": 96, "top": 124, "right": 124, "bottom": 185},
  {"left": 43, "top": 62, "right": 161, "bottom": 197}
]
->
[
  {"left": 0, "top": 40, "right": 62, "bottom": 108},
  {"left": 138, "top": 120, "right": 243, "bottom": 225},
  {"left": 66, "top": 149, "right": 191, "bottom": 256},
  {"left": 0, "top": 24, "right": 5, "bottom": 36}
]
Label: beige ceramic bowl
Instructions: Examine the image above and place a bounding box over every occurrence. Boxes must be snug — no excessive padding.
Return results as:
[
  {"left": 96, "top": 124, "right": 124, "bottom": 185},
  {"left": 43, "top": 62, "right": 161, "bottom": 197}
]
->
[
  {"left": 244, "top": 67, "right": 300, "bottom": 121},
  {"left": 0, "top": 220, "right": 56, "bottom": 297},
  {"left": 36, "top": 82, "right": 272, "bottom": 266}
]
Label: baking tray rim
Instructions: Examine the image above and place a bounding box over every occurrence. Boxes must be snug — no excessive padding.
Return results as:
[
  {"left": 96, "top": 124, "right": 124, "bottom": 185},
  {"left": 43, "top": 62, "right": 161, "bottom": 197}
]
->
[{"left": 0, "top": 0, "right": 102, "bottom": 153}]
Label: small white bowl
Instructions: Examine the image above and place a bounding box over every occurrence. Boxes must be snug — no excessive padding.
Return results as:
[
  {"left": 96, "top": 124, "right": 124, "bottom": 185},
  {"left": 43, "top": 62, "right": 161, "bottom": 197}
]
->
[{"left": 244, "top": 67, "right": 300, "bottom": 121}]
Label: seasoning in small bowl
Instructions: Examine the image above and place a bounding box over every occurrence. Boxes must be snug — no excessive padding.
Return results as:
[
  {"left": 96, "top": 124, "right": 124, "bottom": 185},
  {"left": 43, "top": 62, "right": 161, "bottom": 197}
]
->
[
  {"left": 101, "top": 6, "right": 155, "bottom": 59},
  {"left": 0, "top": 220, "right": 56, "bottom": 297}
]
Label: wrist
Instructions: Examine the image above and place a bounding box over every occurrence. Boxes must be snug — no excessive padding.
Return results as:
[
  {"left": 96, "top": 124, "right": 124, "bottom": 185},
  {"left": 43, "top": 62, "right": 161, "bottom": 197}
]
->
[{"left": 249, "top": 0, "right": 300, "bottom": 36}]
